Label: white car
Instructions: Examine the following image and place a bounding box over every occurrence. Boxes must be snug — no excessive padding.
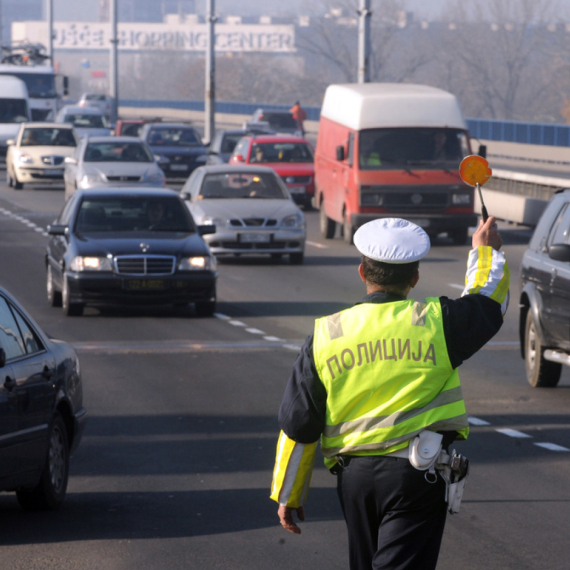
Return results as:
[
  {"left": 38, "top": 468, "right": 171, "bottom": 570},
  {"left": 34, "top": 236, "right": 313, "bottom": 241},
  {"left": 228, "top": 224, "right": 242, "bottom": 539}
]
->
[
  {"left": 77, "top": 93, "right": 113, "bottom": 118},
  {"left": 181, "top": 164, "right": 306, "bottom": 264},
  {"left": 6, "top": 122, "right": 78, "bottom": 190},
  {"left": 64, "top": 136, "right": 166, "bottom": 200},
  {"left": 55, "top": 105, "right": 111, "bottom": 138}
]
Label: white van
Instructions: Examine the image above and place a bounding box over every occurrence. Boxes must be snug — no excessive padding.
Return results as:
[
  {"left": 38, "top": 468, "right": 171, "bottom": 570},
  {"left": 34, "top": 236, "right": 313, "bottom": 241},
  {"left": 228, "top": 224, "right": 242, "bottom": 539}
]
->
[{"left": 0, "top": 75, "right": 31, "bottom": 158}]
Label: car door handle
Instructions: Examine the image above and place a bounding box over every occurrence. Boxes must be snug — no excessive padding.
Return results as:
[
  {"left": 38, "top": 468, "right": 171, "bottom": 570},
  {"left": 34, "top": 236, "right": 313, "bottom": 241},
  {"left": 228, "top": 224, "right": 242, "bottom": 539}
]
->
[
  {"left": 4, "top": 376, "right": 16, "bottom": 390},
  {"left": 43, "top": 365, "right": 55, "bottom": 379}
]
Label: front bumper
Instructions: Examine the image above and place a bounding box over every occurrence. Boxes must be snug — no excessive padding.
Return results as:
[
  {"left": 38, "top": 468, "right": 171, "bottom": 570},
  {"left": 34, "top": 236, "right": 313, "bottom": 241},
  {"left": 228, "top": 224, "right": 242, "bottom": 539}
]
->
[
  {"left": 204, "top": 228, "right": 305, "bottom": 255},
  {"left": 16, "top": 165, "right": 65, "bottom": 182},
  {"left": 350, "top": 212, "right": 478, "bottom": 233},
  {"left": 286, "top": 185, "right": 314, "bottom": 207},
  {"left": 66, "top": 271, "right": 217, "bottom": 306}
]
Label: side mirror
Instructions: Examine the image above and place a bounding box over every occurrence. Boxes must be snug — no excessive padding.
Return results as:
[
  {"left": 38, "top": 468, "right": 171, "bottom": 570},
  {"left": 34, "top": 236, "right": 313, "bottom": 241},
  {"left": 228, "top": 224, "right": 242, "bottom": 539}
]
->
[
  {"left": 64, "top": 156, "right": 77, "bottom": 165},
  {"left": 47, "top": 224, "right": 68, "bottom": 236},
  {"left": 336, "top": 145, "right": 345, "bottom": 161},
  {"left": 478, "top": 144, "right": 487, "bottom": 159},
  {"left": 6, "top": 139, "right": 14, "bottom": 146},
  {"left": 0, "top": 348, "right": 5, "bottom": 368},
  {"left": 198, "top": 224, "right": 216, "bottom": 235},
  {"left": 181, "top": 191, "right": 191, "bottom": 200},
  {"left": 548, "top": 243, "right": 570, "bottom": 263}
]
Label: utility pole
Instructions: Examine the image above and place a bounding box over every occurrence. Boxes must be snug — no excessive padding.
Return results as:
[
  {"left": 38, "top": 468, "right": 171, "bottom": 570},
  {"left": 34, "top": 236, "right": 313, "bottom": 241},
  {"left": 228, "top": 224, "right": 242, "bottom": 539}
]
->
[
  {"left": 204, "top": 0, "right": 216, "bottom": 144},
  {"left": 47, "top": 0, "right": 54, "bottom": 64},
  {"left": 109, "top": 0, "right": 119, "bottom": 123},
  {"left": 0, "top": 0, "right": 3, "bottom": 47},
  {"left": 357, "top": 0, "right": 371, "bottom": 83}
]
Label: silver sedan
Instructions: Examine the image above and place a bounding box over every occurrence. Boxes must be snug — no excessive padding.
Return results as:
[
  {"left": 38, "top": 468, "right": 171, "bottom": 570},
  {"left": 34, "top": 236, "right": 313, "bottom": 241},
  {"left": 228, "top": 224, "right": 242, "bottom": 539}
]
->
[
  {"left": 181, "top": 165, "right": 306, "bottom": 264},
  {"left": 64, "top": 136, "right": 166, "bottom": 200}
]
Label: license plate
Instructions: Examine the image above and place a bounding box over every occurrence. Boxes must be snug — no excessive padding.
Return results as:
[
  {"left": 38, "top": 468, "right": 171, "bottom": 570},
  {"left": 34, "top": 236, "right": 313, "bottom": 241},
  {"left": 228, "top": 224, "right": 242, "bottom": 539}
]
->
[
  {"left": 123, "top": 279, "right": 165, "bottom": 290},
  {"left": 170, "top": 164, "right": 188, "bottom": 171},
  {"left": 240, "top": 233, "right": 271, "bottom": 243},
  {"left": 43, "top": 169, "right": 63, "bottom": 176},
  {"left": 288, "top": 186, "right": 306, "bottom": 194}
]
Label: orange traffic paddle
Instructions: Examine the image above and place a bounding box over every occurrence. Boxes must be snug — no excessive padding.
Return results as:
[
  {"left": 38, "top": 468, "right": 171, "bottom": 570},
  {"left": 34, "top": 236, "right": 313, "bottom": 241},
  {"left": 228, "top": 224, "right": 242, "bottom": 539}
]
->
[{"left": 459, "top": 155, "right": 492, "bottom": 221}]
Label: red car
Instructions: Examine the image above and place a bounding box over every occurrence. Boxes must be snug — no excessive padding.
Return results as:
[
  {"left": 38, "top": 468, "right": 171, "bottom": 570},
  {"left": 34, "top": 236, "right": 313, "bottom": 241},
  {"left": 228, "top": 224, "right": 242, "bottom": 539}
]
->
[{"left": 229, "top": 135, "right": 315, "bottom": 210}]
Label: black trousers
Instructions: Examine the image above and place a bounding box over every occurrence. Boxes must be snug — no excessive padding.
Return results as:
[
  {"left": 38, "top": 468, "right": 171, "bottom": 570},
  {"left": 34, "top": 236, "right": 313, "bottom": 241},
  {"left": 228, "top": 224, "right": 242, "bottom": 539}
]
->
[{"left": 336, "top": 455, "right": 448, "bottom": 570}]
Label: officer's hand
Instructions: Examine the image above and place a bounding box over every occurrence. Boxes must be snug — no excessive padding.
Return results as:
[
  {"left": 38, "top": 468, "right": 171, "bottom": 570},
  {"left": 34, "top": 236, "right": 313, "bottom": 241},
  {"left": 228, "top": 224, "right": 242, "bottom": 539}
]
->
[
  {"left": 278, "top": 505, "right": 305, "bottom": 534},
  {"left": 472, "top": 215, "right": 502, "bottom": 251}
]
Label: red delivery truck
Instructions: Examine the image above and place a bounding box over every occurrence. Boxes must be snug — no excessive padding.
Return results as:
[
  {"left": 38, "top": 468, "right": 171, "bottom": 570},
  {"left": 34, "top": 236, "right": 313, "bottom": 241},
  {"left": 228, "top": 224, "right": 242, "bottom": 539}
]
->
[{"left": 314, "top": 83, "right": 480, "bottom": 244}]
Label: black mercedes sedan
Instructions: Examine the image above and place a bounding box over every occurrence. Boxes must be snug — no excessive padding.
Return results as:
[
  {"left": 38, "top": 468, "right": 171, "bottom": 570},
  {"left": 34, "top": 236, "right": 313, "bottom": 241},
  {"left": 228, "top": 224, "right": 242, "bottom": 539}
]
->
[
  {"left": 46, "top": 188, "right": 218, "bottom": 316},
  {"left": 0, "top": 285, "right": 86, "bottom": 510}
]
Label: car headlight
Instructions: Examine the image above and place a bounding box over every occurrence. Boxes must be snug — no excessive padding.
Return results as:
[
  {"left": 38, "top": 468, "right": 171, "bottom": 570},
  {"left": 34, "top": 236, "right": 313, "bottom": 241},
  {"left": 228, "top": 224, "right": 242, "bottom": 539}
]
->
[
  {"left": 81, "top": 173, "right": 105, "bottom": 185},
  {"left": 281, "top": 213, "right": 305, "bottom": 229},
  {"left": 143, "top": 170, "right": 166, "bottom": 184},
  {"left": 178, "top": 256, "right": 216, "bottom": 271},
  {"left": 452, "top": 193, "right": 471, "bottom": 205},
  {"left": 203, "top": 217, "right": 226, "bottom": 228},
  {"left": 18, "top": 154, "right": 34, "bottom": 164},
  {"left": 70, "top": 256, "right": 113, "bottom": 272}
]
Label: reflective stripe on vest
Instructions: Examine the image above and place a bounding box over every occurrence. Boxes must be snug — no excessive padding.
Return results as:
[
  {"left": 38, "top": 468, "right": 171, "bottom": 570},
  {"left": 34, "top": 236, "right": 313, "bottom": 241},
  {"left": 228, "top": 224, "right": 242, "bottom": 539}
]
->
[{"left": 313, "top": 298, "right": 469, "bottom": 460}]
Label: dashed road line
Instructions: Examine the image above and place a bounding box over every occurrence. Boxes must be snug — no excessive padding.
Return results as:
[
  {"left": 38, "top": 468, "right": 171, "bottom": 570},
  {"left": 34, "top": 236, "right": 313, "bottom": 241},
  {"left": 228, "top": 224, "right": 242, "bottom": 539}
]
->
[
  {"left": 448, "top": 283, "right": 465, "bottom": 290},
  {"left": 495, "top": 428, "right": 533, "bottom": 438},
  {"left": 534, "top": 442, "right": 570, "bottom": 452},
  {"left": 468, "top": 416, "right": 491, "bottom": 426},
  {"left": 306, "top": 240, "right": 328, "bottom": 249},
  {"left": 1, "top": 207, "right": 49, "bottom": 236}
]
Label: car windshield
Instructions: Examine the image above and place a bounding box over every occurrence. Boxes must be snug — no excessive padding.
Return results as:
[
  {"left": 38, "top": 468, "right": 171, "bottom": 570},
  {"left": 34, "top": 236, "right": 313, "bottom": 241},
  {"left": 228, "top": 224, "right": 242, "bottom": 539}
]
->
[
  {"left": 199, "top": 172, "right": 288, "bottom": 199},
  {"left": 0, "top": 72, "right": 56, "bottom": 99},
  {"left": 263, "top": 113, "right": 298, "bottom": 129},
  {"left": 249, "top": 142, "right": 313, "bottom": 164},
  {"left": 359, "top": 128, "right": 469, "bottom": 170},
  {"left": 221, "top": 133, "right": 244, "bottom": 154},
  {"left": 83, "top": 142, "right": 153, "bottom": 162},
  {"left": 20, "top": 127, "right": 75, "bottom": 146},
  {"left": 75, "top": 197, "right": 195, "bottom": 233},
  {"left": 65, "top": 113, "right": 108, "bottom": 128},
  {"left": 147, "top": 127, "right": 200, "bottom": 146},
  {"left": 85, "top": 94, "right": 107, "bottom": 101},
  {"left": 0, "top": 99, "right": 28, "bottom": 123}
]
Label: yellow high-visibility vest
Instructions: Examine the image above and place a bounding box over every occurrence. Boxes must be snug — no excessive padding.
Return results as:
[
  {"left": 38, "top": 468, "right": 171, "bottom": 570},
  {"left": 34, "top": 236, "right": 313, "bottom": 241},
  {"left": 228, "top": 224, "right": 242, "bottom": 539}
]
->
[{"left": 313, "top": 297, "right": 469, "bottom": 468}]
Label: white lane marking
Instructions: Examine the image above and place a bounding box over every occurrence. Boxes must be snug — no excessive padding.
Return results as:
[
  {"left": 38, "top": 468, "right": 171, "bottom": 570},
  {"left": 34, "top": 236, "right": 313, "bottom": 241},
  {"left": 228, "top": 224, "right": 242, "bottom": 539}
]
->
[
  {"left": 214, "top": 313, "right": 230, "bottom": 320},
  {"left": 34, "top": 227, "right": 44, "bottom": 233},
  {"left": 245, "top": 328, "right": 265, "bottom": 335},
  {"left": 468, "top": 416, "right": 491, "bottom": 426},
  {"left": 448, "top": 283, "right": 464, "bottom": 290},
  {"left": 284, "top": 344, "right": 302, "bottom": 351},
  {"left": 534, "top": 442, "right": 570, "bottom": 452},
  {"left": 496, "top": 428, "right": 532, "bottom": 438},
  {"left": 306, "top": 240, "right": 328, "bottom": 249},
  {"left": 486, "top": 341, "right": 520, "bottom": 346},
  {"left": 228, "top": 320, "right": 246, "bottom": 327},
  {"left": 264, "top": 336, "right": 282, "bottom": 342}
]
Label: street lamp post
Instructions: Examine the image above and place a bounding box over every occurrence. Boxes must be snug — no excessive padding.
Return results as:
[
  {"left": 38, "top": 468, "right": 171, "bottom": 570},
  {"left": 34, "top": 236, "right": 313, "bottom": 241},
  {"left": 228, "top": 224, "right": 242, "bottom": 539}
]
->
[
  {"left": 204, "top": 0, "right": 216, "bottom": 144},
  {"left": 109, "top": 0, "right": 119, "bottom": 124},
  {"left": 357, "top": 0, "right": 371, "bottom": 83}
]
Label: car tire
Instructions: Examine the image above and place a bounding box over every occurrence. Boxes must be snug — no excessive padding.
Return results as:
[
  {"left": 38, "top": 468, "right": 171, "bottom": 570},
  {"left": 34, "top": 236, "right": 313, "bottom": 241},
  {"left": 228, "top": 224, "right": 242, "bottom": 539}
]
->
[
  {"left": 62, "top": 276, "right": 84, "bottom": 317},
  {"left": 319, "top": 201, "right": 336, "bottom": 239},
  {"left": 525, "top": 310, "right": 562, "bottom": 387},
  {"left": 342, "top": 211, "right": 355, "bottom": 245},
  {"left": 16, "top": 412, "right": 69, "bottom": 511},
  {"left": 450, "top": 227, "right": 468, "bottom": 245},
  {"left": 6, "top": 168, "right": 13, "bottom": 187},
  {"left": 13, "top": 172, "right": 23, "bottom": 190},
  {"left": 195, "top": 301, "right": 216, "bottom": 317},
  {"left": 46, "top": 264, "right": 62, "bottom": 307}
]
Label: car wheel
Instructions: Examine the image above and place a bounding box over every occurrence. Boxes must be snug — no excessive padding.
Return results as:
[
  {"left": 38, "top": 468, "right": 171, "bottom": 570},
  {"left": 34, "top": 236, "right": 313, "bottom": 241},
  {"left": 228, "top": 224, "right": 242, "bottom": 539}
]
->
[
  {"left": 450, "top": 227, "right": 468, "bottom": 245},
  {"left": 290, "top": 252, "right": 304, "bottom": 265},
  {"left": 13, "top": 172, "right": 23, "bottom": 190},
  {"left": 16, "top": 412, "right": 69, "bottom": 511},
  {"left": 6, "top": 168, "right": 12, "bottom": 187},
  {"left": 525, "top": 310, "right": 562, "bottom": 387},
  {"left": 195, "top": 301, "right": 216, "bottom": 317},
  {"left": 342, "top": 211, "right": 355, "bottom": 245},
  {"left": 319, "top": 200, "right": 336, "bottom": 239},
  {"left": 62, "top": 276, "right": 84, "bottom": 317},
  {"left": 46, "top": 264, "right": 62, "bottom": 307}
]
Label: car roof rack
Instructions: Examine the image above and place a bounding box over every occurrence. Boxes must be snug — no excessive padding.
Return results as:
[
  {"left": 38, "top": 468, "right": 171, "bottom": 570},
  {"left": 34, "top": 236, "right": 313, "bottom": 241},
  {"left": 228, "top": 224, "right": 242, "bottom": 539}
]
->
[{"left": 0, "top": 43, "right": 50, "bottom": 65}]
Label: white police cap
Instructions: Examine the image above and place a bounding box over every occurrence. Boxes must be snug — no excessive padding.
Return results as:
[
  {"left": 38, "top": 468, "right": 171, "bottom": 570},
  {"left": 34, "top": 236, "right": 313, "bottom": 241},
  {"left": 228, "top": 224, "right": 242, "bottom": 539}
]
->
[{"left": 353, "top": 218, "right": 430, "bottom": 263}]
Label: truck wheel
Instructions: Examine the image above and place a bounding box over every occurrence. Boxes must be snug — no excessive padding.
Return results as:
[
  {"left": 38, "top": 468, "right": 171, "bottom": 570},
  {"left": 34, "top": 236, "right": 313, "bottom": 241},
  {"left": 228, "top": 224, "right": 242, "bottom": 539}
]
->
[
  {"left": 525, "top": 311, "right": 562, "bottom": 387},
  {"left": 319, "top": 201, "right": 336, "bottom": 239},
  {"left": 342, "top": 211, "right": 355, "bottom": 245}
]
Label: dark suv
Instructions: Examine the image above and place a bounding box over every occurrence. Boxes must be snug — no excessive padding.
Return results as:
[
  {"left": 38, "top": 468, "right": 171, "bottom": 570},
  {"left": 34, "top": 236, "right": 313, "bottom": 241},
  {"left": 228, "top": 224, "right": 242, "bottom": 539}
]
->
[{"left": 520, "top": 188, "right": 570, "bottom": 387}]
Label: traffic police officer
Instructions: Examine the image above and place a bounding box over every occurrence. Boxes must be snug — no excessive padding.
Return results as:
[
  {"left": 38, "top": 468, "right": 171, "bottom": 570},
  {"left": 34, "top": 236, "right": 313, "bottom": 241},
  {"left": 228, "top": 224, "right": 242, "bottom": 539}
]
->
[{"left": 270, "top": 216, "right": 509, "bottom": 570}]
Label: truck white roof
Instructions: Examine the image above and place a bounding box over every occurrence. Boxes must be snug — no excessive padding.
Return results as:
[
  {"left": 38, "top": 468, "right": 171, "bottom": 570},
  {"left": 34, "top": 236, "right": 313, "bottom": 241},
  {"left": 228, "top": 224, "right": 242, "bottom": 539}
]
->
[
  {"left": 0, "top": 75, "right": 29, "bottom": 98},
  {"left": 320, "top": 83, "right": 467, "bottom": 131}
]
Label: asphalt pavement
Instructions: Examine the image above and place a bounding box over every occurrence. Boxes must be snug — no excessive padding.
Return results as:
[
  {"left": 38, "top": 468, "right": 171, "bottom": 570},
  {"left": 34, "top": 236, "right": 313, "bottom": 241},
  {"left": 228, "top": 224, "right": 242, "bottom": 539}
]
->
[{"left": 0, "top": 177, "right": 569, "bottom": 570}]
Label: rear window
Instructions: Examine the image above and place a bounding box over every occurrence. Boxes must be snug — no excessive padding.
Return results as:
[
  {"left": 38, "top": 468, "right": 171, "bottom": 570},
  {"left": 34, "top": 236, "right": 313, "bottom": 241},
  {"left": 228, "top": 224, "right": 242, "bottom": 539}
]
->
[
  {"left": 147, "top": 128, "right": 201, "bottom": 147},
  {"left": 65, "top": 113, "right": 108, "bottom": 129},
  {"left": 249, "top": 142, "right": 313, "bottom": 164}
]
